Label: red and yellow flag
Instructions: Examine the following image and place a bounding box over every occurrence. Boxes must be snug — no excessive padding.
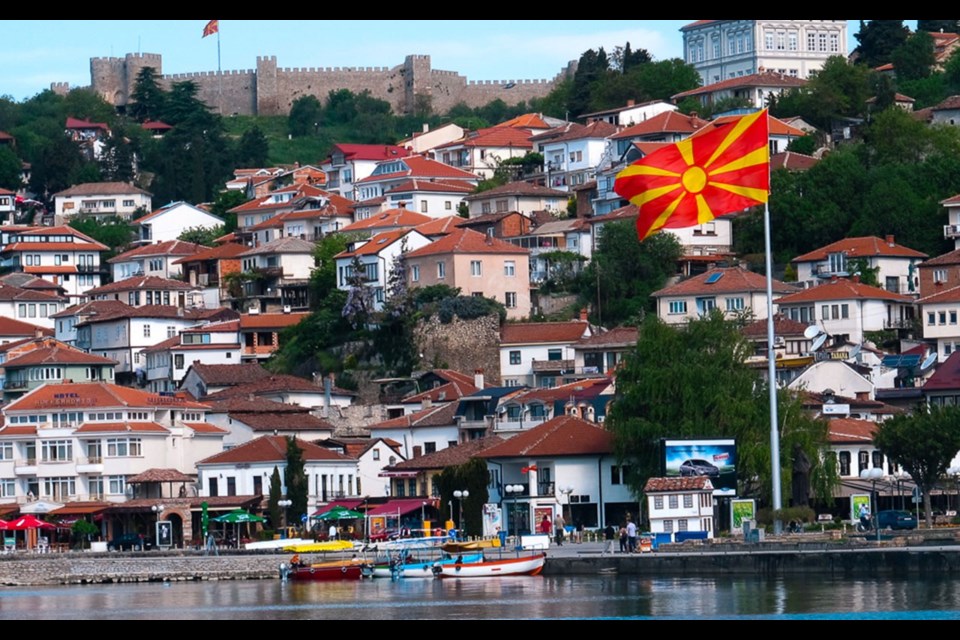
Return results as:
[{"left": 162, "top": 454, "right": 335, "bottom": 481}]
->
[
  {"left": 203, "top": 19, "right": 219, "bottom": 38},
  {"left": 614, "top": 109, "right": 770, "bottom": 240}
]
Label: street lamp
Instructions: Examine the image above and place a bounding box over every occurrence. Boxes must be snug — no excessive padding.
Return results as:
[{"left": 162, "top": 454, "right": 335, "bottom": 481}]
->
[
  {"left": 947, "top": 466, "right": 960, "bottom": 515},
  {"left": 860, "top": 467, "right": 883, "bottom": 541},
  {"left": 894, "top": 470, "right": 909, "bottom": 510},
  {"left": 559, "top": 485, "right": 574, "bottom": 524},
  {"left": 278, "top": 499, "right": 292, "bottom": 534},
  {"left": 152, "top": 504, "right": 165, "bottom": 549},
  {"left": 453, "top": 489, "right": 469, "bottom": 540},
  {"left": 504, "top": 484, "right": 523, "bottom": 545}
]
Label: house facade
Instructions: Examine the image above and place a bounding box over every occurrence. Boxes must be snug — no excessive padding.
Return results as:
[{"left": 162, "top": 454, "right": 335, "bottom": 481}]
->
[
  {"left": 237, "top": 237, "right": 316, "bottom": 313},
  {"left": 320, "top": 143, "right": 411, "bottom": 201},
  {"left": 461, "top": 182, "right": 567, "bottom": 218},
  {"left": 643, "top": 477, "right": 715, "bottom": 541},
  {"left": 530, "top": 121, "right": 619, "bottom": 192},
  {"left": 792, "top": 235, "right": 927, "bottom": 294},
  {"left": 108, "top": 240, "right": 203, "bottom": 281},
  {"left": 133, "top": 202, "right": 224, "bottom": 245},
  {"left": 499, "top": 320, "right": 592, "bottom": 388},
  {"left": 0, "top": 225, "right": 108, "bottom": 300},
  {"left": 52, "top": 182, "right": 152, "bottom": 220},
  {"left": 141, "top": 319, "right": 241, "bottom": 393},
  {"left": 334, "top": 230, "right": 432, "bottom": 312},
  {"left": 432, "top": 126, "right": 534, "bottom": 180}
]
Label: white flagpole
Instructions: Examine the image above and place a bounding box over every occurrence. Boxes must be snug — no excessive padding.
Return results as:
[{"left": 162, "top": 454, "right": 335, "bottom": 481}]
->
[{"left": 764, "top": 197, "right": 782, "bottom": 529}]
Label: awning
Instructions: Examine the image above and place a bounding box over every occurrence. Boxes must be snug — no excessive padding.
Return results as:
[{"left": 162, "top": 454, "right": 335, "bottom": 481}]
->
[
  {"left": 365, "top": 499, "right": 437, "bottom": 518},
  {"left": 310, "top": 499, "right": 366, "bottom": 517},
  {"left": 48, "top": 503, "right": 110, "bottom": 518}
]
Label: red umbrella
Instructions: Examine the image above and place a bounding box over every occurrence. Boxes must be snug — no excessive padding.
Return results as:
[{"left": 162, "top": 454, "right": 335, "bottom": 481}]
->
[
  {"left": 7, "top": 515, "right": 55, "bottom": 530},
  {"left": 0, "top": 520, "right": 7, "bottom": 530}
]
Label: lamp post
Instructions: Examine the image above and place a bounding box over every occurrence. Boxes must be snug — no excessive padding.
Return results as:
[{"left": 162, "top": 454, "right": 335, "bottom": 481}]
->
[
  {"left": 860, "top": 467, "right": 883, "bottom": 541},
  {"left": 895, "top": 470, "right": 909, "bottom": 510},
  {"left": 152, "top": 504, "right": 165, "bottom": 549},
  {"left": 453, "top": 489, "right": 469, "bottom": 540},
  {"left": 421, "top": 501, "right": 427, "bottom": 537},
  {"left": 504, "top": 484, "right": 523, "bottom": 545},
  {"left": 278, "top": 499, "right": 292, "bottom": 535},
  {"left": 948, "top": 466, "right": 960, "bottom": 516},
  {"left": 559, "top": 485, "right": 573, "bottom": 525}
]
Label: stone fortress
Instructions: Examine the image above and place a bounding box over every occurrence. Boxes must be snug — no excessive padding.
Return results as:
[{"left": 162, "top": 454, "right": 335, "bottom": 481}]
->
[{"left": 74, "top": 52, "right": 575, "bottom": 116}]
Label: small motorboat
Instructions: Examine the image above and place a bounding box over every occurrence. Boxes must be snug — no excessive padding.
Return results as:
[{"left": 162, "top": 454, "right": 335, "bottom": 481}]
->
[
  {"left": 433, "top": 552, "right": 547, "bottom": 578},
  {"left": 282, "top": 554, "right": 373, "bottom": 581},
  {"left": 371, "top": 550, "right": 485, "bottom": 579}
]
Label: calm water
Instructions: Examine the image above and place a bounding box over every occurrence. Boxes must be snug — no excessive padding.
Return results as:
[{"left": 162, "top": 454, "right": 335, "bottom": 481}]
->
[{"left": 2, "top": 575, "right": 960, "bottom": 620}]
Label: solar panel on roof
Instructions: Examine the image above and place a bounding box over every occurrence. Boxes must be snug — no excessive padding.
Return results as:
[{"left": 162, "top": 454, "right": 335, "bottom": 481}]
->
[
  {"left": 705, "top": 272, "right": 724, "bottom": 284},
  {"left": 881, "top": 355, "right": 921, "bottom": 368}
]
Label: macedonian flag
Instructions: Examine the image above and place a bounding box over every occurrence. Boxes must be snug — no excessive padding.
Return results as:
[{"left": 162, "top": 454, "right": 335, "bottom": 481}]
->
[
  {"left": 203, "top": 19, "right": 219, "bottom": 38},
  {"left": 614, "top": 109, "right": 770, "bottom": 240}
]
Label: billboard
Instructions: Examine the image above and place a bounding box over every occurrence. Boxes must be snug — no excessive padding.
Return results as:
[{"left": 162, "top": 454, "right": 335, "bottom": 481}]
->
[{"left": 662, "top": 438, "right": 737, "bottom": 495}]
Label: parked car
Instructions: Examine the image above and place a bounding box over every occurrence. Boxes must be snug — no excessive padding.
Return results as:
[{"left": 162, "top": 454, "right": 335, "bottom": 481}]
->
[
  {"left": 876, "top": 510, "right": 917, "bottom": 530},
  {"left": 108, "top": 532, "right": 149, "bottom": 551},
  {"left": 679, "top": 459, "right": 720, "bottom": 477}
]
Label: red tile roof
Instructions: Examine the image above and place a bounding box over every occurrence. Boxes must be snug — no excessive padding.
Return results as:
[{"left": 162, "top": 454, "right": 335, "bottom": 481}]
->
[
  {"left": 388, "top": 436, "right": 505, "bottom": 471},
  {"left": 414, "top": 216, "right": 466, "bottom": 237},
  {"left": 0, "top": 284, "right": 63, "bottom": 303},
  {"left": 3, "top": 345, "right": 115, "bottom": 368},
  {"left": 923, "top": 351, "right": 960, "bottom": 391},
  {"left": 917, "top": 284, "right": 960, "bottom": 304},
  {"left": 330, "top": 143, "right": 410, "bottom": 162},
  {"left": 404, "top": 227, "right": 527, "bottom": 258},
  {"left": 770, "top": 151, "right": 819, "bottom": 171},
  {"left": 386, "top": 179, "right": 476, "bottom": 195},
  {"left": 355, "top": 155, "right": 479, "bottom": 184},
  {"left": 199, "top": 435, "right": 353, "bottom": 465},
  {"left": 401, "top": 380, "right": 480, "bottom": 405},
  {"left": 230, "top": 412, "right": 334, "bottom": 432},
  {"left": 6, "top": 383, "right": 209, "bottom": 412},
  {"left": 49, "top": 299, "right": 130, "bottom": 319},
  {"left": 576, "top": 326, "right": 638, "bottom": 348},
  {"left": 206, "top": 373, "right": 354, "bottom": 400},
  {"left": 65, "top": 117, "right": 109, "bottom": 131},
  {"left": 478, "top": 415, "right": 612, "bottom": 458},
  {"left": 828, "top": 418, "right": 877, "bottom": 444},
  {"left": 462, "top": 181, "right": 566, "bottom": 200},
  {"left": 73, "top": 422, "right": 170, "bottom": 434},
  {"left": 500, "top": 321, "right": 589, "bottom": 345},
  {"left": 76, "top": 305, "right": 217, "bottom": 325},
  {"left": 792, "top": 236, "right": 928, "bottom": 262},
  {"left": 643, "top": 477, "right": 713, "bottom": 493},
  {"left": 775, "top": 278, "right": 914, "bottom": 304},
  {"left": 369, "top": 402, "right": 460, "bottom": 430},
  {"left": 919, "top": 248, "right": 960, "bottom": 267},
  {"left": 435, "top": 126, "right": 534, "bottom": 150},
  {"left": 673, "top": 72, "right": 807, "bottom": 99},
  {"left": 335, "top": 229, "right": 409, "bottom": 259},
  {"left": 184, "top": 363, "right": 273, "bottom": 388},
  {"left": 127, "top": 468, "right": 195, "bottom": 483},
  {"left": 529, "top": 121, "right": 619, "bottom": 144},
  {"left": 172, "top": 242, "right": 248, "bottom": 264},
  {"left": 228, "top": 184, "right": 335, "bottom": 215},
  {"left": 108, "top": 240, "right": 204, "bottom": 263},
  {"left": 611, "top": 111, "right": 710, "bottom": 139},
  {"left": 652, "top": 267, "right": 798, "bottom": 298},
  {"left": 238, "top": 236, "right": 315, "bottom": 257},
  {"left": 741, "top": 314, "right": 809, "bottom": 338},
  {"left": 496, "top": 113, "right": 553, "bottom": 129},
  {"left": 0, "top": 317, "right": 53, "bottom": 337},
  {"left": 51, "top": 181, "right": 150, "bottom": 198},
  {"left": 238, "top": 312, "right": 309, "bottom": 330},
  {"left": 87, "top": 275, "right": 194, "bottom": 295},
  {"left": 693, "top": 113, "right": 807, "bottom": 138},
  {"left": 340, "top": 208, "right": 433, "bottom": 233}
]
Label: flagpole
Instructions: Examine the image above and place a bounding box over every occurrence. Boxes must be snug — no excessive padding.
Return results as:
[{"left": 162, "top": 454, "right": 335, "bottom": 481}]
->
[{"left": 763, "top": 199, "right": 783, "bottom": 529}]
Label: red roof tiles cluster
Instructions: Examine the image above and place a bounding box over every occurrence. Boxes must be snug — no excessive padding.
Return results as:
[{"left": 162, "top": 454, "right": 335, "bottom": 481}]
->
[{"left": 478, "top": 415, "right": 612, "bottom": 458}]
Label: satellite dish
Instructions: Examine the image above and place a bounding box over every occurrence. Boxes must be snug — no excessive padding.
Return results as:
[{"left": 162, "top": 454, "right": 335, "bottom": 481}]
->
[
  {"left": 804, "top": 325, "right": 823, "bottom": 340},
  {"left": 848, "top": 343, "right": 862, "bottom": 360},
  {"left": 920, "top": 352, "right": 938, "bottom": 372},
  {"left": 811, "top": 334, "right": 827, "bottom": 352}
]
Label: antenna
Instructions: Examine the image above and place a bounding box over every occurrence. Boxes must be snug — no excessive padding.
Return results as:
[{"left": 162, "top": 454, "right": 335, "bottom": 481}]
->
[
  {"left": 803, "top": 325, "right": 823, "bottom": 340},
  {"left": 811, "top": 334, "right": 827, "bottom": 352},
  {"left": 920, "top": 351, "right": 938, "bottom": 373}
]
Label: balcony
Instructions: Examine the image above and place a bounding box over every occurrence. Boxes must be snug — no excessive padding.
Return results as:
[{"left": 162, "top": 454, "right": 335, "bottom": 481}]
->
[
  {"left": 531, "top": 359, "right": 575, "bottom": 374},
  {"left": 76, "top": 456, "right": 104, "bottom": 474},
  {"left": 945, "top": 224, "right": 960, "bottom": 239},
  {"left": 3, "top": 379, "right": 28, "bottom": 390},
  {"left": 14, "top": 458, "right": 37, "bottom": 475},
  {"left": 884, "top": 318, "right": 914, "bottom": 330},
  {"left": 77, "top": 263, "right": 100, "bottom": 274},
  {"left": 815, "top": 263, "right": 849, "bottom": 278}
]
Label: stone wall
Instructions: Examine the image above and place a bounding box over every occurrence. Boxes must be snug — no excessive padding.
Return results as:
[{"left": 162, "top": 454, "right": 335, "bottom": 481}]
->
[
  {"left": 413, "top": 313, "right": 502, "bottom": 385},
  {"left": 85, "top": 53, "right": 572, "bottom": 116}
]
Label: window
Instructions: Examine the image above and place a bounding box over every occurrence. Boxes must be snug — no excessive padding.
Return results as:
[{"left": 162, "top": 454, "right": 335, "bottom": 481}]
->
[
  {"left": 678, "top": 519, "right": 689, "bottom": 532},
  {"left": 424, "top": 442, "right": 436, "bottom": 454},
  {"left": 940, "top": 311, "right": 948, "bottom": 325},
  {"left": 411, "top": 265, "right": 420, "bottom": 282},
  {"left": 437, "top": 262, "right": 446, "bottom": 279},
  {"left": 725, "top": 297, "right": 744, "bottom": 312},
  {"left": 143, "top": 325, "right": 151, "bottom": 338},
  {"left": 107, "top": 438, "right": 142, "bottom": 457},
  {"left": 668, "top": 495, "right": 678, "bottom": 509},
  {"left": 547, "top": 348, "right": 563, "bottom": 361},
  {"left": 470, "top": 261, "right": 482, "bottom": 276},
  {"left": 167, "top": 326, "right": 177, "bottom": 338},
  {"left": 668, "top": 300, "right": 687, "bottom": 315},
  {"left": 654, "top": 496, "right": 664, "bottom": 510},
  {"left": 935, "top": 269, "right": 947, "bottom": 283},
  {"left": 505, "top": 292, "right": 517, "bottom": 309},
  {"left": 929, "top": 312, "right": 936, "bottom": 326},
  {"left": 0, "top": 442, "right": 12, "bottom": 460},
  {"left": 504, "top": 261, "right": 516, "bottom": 277},
  {"left": 952, "top": 311, "right": 958, "bottom": 325},
  {"left": 108, "top": 475, "right": 127, "bottom": 496},
  {"left": 445, "top": 201, "right": 452, "bottom": 210},
  {"left": 41, "top": 440, "right": 73, "bottom": 462},
  {"left": 420, "top": 200, "right": 428, "bottom": 213},
  {"left": 663, "top": 519, "right": 674, "bottom": 533},
  {"left": 174, "top": 354, "right": 184, "bottom": 370},
  {"left": 372, "top": 449, "right": 380, "bottom": 461},
  {"left": 683, "top": 494, "right": 693, "bottom": 509},
  {"left": 509, "top": 350, "right": 521, "bottom": 365}
]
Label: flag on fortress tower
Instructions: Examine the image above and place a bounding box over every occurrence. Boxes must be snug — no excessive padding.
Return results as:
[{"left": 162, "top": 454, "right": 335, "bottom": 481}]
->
[{"left": 203, "top": 20, "right": 219, "bottom": 38}]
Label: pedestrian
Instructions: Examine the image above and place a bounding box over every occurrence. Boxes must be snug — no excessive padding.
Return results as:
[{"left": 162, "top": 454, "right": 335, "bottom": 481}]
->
[
  {"left": 618, "top": 524, "right": 628, "bottom": 553},
  {"left": 554, "top": 512, "right": 566, "bottom": 547},
  {"left": 539, "top": 514, "right": 552, "bottom": 535},
  {"left": 626, "top": 519, "right": 638, "bottom": 553},
  {"left": 328, "top": 523, "right": 338, "bottom": 541},
  {"left": 575, "top": 520, "right": 584, "bottom": 544},
  {"left": 603, "top": 523, "right": 616, "bottom": 556}
]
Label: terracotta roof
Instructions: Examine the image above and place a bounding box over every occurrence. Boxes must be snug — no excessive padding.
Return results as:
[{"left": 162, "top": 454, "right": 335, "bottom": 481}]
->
[
  {"left": 49, "top": 299, "right": 130, "bottom": 319},
  {"left": 339, "top": 208, "right": 432, "bottom": 233},
  {"left": 509, "top": 377, "right": 611, "bottom": 405},
  {"left": 611, "top": 111, "right": 710, "bottom": 139},
  {"left": 530, "top": 120, "right": 618, "bottom": 144},
  {"left": 456, "top": 211, "right": 529, "bottom": 227},
  {"left": 141, "top": 120, "right": 172, "bottom": 131},
  {"left": 432, "top": 369, "right": 484, "bottom": 387},
  {"left": 404, "top": 227, "right": 527, "bottom": 258},
  {"left": 770, "top": 151, "right": 819, "bottom": 171},
  {"left": 401, "top": 380, "right": 480, "bottom": 404},
  {"left": 184, "top": 363, "right": 273, "bottom": 387},
  {"left": 230, "top": 412, "right": 334, "bottom": 432},
  {"left": 462, "top": 181, "right": 566, "bottom": 201},
  {"left": 827, "top": 418, "right": 877, "bottom": 444},
  {"left": 238, "top": 236, "right": 315, "bottom": 257},
  {"left": 673, "top": 72, "right": 807, "bottom": 99},
  {"left": 495, "top": 113, "right": 553, "bottom": 129},
  {"left": 414, "top": 216, "right": 466, "bottom": 237},
  {"left": 73, "top": 422, "right": 170, "bottom": 434},
  {"left": 335, "top": 229, "right": 410, "bottom": 259},
  {"left": 388, "top": 436, "right": 505, "bottom": 471},
  {"left": 0, "top": 317, "right": 53, "bottom": 337},
  {"left": 3, "top": 345, "right": 115, "bottom": 368},
  {"left": 0, "top": 284, "right": 64, "bottom": 303},
  {"left": 919, "top": 248, "right": 960, "bottom": 266},
  {"left": 108, "top": 240, "right": 204, "bottom": 263},
  {"left": 500, "top": 321, "right": 589, "bottom": 345},
  {"left": 23, "top": 266, "right": 77, "bottom": 275},
  {"left": 478, "top": 415, "right": 612, "bottom": 458},
  {"left": 172, "top": 242, "right": 248, "bottom": 264},
  {"left": 643, "top": 477, "right": 713, "bottom": 493},
  {"left": 330, "top": 143, "right": 410, "bottom": 162},
  {"left": 76, "top": 305, "right": 216, "bottom": 325},
  {"left": 205, "top": 397, "right": 310, "bottom": 413},
  {"left": 206, "top": 373, "right": 354, "bottom": 400},
  {"left": 741, "top": 314, "right": 809, "bottom": 338},
  {"left": 238, "top": 312, "right": 309, "bottom": 330},
  {"left": 127, "top": 468, "right": 195, "bottom": 483},
  {"left": 923, "top": 351, "right": 960, "bottom": 391},
  {"left": 576, "top": 326, "right": 638, "bottom": 348},
  {"left": 199, "top": 435, "right": 353, "bottom": 465},
  {"left": 692, "top": 113, "right": 806, "bottom": 139},
  {"left": 4, "top": 241, "right": 108, "bottom": 253},
  {"left": 65, "top": 117, "right": 109, "bottom": 131},
  {"left": 86, "top": 275, "right": 194, "bottom": 295},
  {"left": 435, "top": 126, "right": 534, "bottom": 150},
  {"left": 588, "top": 203, "right": 638, "bottom": 225},
  {"left": 917, "top": 284, "right": 960, "bottom": 304},
  {"left": 52, "top": 181, "right": 150, "bottom": 198},
  {"left": 183, "top": 422, "right": 229, "bottom": 434},
  {"left": 385, "top": 179, "right": 476, "bottom": 195},
  {"left": 792, "top": 236, "right": 927, "bottom": 262},
  {"left": 652, "top": 267, "right": 798, "bottom": 298},
  {"left": 932, "top": 95, "right": 960, "bottom": 111},
  {"left": 227, "top": 184, "right": 334, "bottom": 215},
  {"left": 775, "top": 278, "right": 914, "bottom": 304},
  {"left": 355, "top": 155, "right": 479, "bottom": 184},
  {"left": 370, "top": 402, "right": 460, "bottom": 430},
  {"left": 5, "top": 382, "right": 208, "bottom": 412}
]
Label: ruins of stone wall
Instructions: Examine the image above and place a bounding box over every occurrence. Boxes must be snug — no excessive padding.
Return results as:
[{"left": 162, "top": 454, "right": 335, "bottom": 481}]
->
[{"left": 413, "top": 313, "right": 502, "bottom": 385}]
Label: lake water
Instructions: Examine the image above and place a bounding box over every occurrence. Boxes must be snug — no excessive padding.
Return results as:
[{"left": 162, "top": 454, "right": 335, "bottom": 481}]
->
[{"left": 3, "top": 574, "right": 960, "bottom": 620}]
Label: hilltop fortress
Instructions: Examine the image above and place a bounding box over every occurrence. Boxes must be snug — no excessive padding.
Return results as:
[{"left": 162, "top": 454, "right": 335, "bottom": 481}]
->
[{"left": 71, "top": 53, "right": 575, "bottom": 116}]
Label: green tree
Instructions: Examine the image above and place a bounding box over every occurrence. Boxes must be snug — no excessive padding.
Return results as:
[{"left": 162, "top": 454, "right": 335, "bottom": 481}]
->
[
  {"left": 68, "top": 216, "right": 135, "bottom": 256},
  {"left": 577, "top": 220, "right": 682, "bottom": 327},
  {"left": 178, "top": 225, "right": 225, "bottom": 247},
  {"left": 288, "top": 95, "right": 323, "bottom": 138},
  {"left": 236, "top": 126, "right": 269, "bottom": 167},
  {"left": 0, "top": 146, "right": 22, "bottom": 191},
  {"left": 435, "top": 457, "right": 490, "bottom": 538},
  {"left": 342, "top": 254, "right": 373, "bottom": 329},
  {"left": 29, "top": 135, "right": 83, "bottom": 199},
  {"left": 208, "top": 189, "right": 247, "bottom": 235},
  {"left": 129, "top": 66, "right": 167, "bottom": 123},
  {"left": 917, "top": 20, "right": 960, "bottom": 33},
  {"left": 605, "top": 311, "right": 836, "bottom": 509},
  {"left": 268, "top": 466, "right": 282, "bottom": 531},
  {"left": 854, "top": 20, "right": 910, "bottom": 68},
  {"left": 873, "top": 406, "right": 960, "bottom": 528},
  {"left": 283, "top": 437, "right": 308, "bottom": 530},
  {"left": 891, "top": 31, "right": 936, "bottom": 82},
  {"left": 372, "top": 238, "right": 419, "bottom": 375}
]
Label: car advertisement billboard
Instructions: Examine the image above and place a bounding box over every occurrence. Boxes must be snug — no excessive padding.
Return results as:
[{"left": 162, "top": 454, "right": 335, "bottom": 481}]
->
[{"left": 662, "top": 438, "right": 737, "bottom": 495}]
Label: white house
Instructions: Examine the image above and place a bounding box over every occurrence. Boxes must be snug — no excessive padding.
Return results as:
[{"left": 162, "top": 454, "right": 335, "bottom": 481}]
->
[
  {"left": 398, "top": 122, "right": 467, "bottom": 155},
  {"left": 432, "top": 125, "right": 534, "bottom": 180},
  {"left": 0, "top": 382, "right": 225, "bottom": 510},
  {"left": 319, "top": 437, "right": 406, "bottom": 502},
  {"left": 353, "top": 155, "right": 479, "bottom": 203},
  {"left": 788, "top": 359, "right": 875, "bottom": 400},
  {"left": 0, "top": 225, "right": 108, "bottom": 300},
  {"left": 581, "top": 99, "right": 677, "bottom": 127},
  {"left": 480, "top": 415, "right": 638, "bottom": 532},
  {"left": 673, "top": 72, "right": 808, "bottom": 111},
  {"left": 499, "top": 319, "right": 592, "bottom": 388},
  {"left": 52, "top": 182, "right": 152, "bottom": 220},
  {"left": 334, "top": 229, "right": 431, "bottom": 312},
  {"left": 917, "top": 286, "right": 960, "bottom": 361},
  {"left": 0, "top": 284, "right": 67, "bottom": 330},
  {"left": 86, "top": 275, "right": 201, "bottom": 310},
  {"left": 0, "top": 188, "right": 16, "bottom": 225},
  {"left": 141, "top": 319, "right": 242, "bottom": 393},
  {"left": 792, "top": 235, "right": 927, "bottom": 294},
  {"left": 381, "top": 179, "right": 475, "bottom": 218},
  {"left": 108, "top": 240, "right": 204, "bottom": 281},
  {"left": 530, "top": 121, "right": 619, "bottom": 192},
  {"left": 237, "top": 236, "right": 316, "bottom": 313},
  {"left": 196, "top": 435, "right": 358, "bottom": 512},
  {"left": 202, "top": 398, "right": 335, "bottom": 451},
  {"left": 651, "top": 266, "right": 798, "bottom": 326},
  {"left": 132, "top": 201, "right": 224, "bottom": 245},
  {"left": 320, "top": 143, "right": 412, "bottom": 202},
  {"left": 368, "top": 403, "right": 461, "bottom": 461},
  {"left": 643, "top": 477, "right": 715, "bottom": 541},
  {"left": 461, "top": 182, "right": 568, "bottom": 218}
]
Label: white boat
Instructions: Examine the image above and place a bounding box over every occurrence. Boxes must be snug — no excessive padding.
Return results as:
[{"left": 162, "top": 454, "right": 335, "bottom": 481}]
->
[
  {"left": 434, "top": 552, "right": 547, "bottom": 578},
  {"left": 244, "top": 538, "right": 314, "bottom": 551},
  {"left": 370, "top": 550, "right": 485, "bottom": 579}
]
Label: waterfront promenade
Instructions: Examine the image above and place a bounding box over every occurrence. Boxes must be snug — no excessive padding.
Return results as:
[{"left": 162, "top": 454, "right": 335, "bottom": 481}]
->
[{"left": 2, "top": 530, "right": 960, "bottom": 586}]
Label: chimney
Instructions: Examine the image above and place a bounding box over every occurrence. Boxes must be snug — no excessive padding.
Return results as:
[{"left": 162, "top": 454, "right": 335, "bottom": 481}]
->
[
  {"left": 851, "top": 274, "right": 860, "bottom": 284},
  {"left": 626, "top": 99, "right": 635, "bottom": 107},
  {"left": 248, "top": 393, "right": 255, "bottom": 402},
  {"left": 886, "top": 234, "right": 895, "bottom": 246},
  {"left": 855, "top": 391, "right": 869, "bottom": 401},
  {"left": 422, "top": 123, "right": 429, "bottom": 134},
  {"left": 422, "top": 397, "right": 432, "bottom": 409},
  {"left": 34, "top": 328, "right": 43, "bottom": 338},
  {"left": 323, "top": 375, "right": 333, "bottom": 418},
  {"left": 474, "top": 369, "right": 484, "bottom": 389},
  {"left": 412, "top": 445, "right": 422, "bottom": 459},
  {"left": 579, "top": 308, "right": 588, "bottom": 322}
]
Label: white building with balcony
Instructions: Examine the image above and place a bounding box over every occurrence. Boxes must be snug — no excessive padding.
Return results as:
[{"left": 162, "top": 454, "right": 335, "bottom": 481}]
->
[
  {"left": 334, "top": 229, "right": 431, "bottom": 312},
  {"left": 0, "top": 225, "right": 108, "bottom": 301},
  {"left": 132, "top": 202, "right": 224, "bottom": 245},
  {"left": 530, "top": 121, "right": 619, "bottom": 192},
  {"left": 141, "top": 319, "right": 241, "bottom": 393},
  {"left": 108, "top": 240, "right": 203, "bottom": 281},
  {"left": 52, "top": 182, "right": 152, "bottom": 220},
  {"left": 792, "top": 235, "right": 927, "bottom": 294},
  {"left": 499, "top": 320, "right": 592, "bottom": 388}
]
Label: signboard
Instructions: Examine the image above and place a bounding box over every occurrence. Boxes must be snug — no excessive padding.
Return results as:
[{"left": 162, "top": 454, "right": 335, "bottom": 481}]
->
[
  {"left": 821, "top": 404, "right": 850, "bottom": 415},
  {"left": 850, "top": 494, "right": 871, "bottom": 521},
  {"left": 662, "top": 438, "right": 737, "bottom": 495},
  {"left": 156, "top": 520, "right": 173, "bottom": 549},
  {"left": 533, "top": 506, "right": 553, "bottom": 535},
  {"left": 369, "top": 516, "right": 386, "bottom": 538},
  {"left": 912, "top": 487, "right": 922, "bottom": 504},
  {"left": 482, "top": 503, "right": 502, "bottom": 538},
  {"left": 730, "top": 499, "right": 756, "bottom": 534}
]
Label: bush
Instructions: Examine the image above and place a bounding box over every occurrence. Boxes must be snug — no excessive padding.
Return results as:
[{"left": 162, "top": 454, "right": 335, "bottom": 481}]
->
[
  {"left": 436, "top": 295, "right": 506, "bottom": 323},
  {"left": 757, "top": 506, "right": 815, "bottom": 526}
]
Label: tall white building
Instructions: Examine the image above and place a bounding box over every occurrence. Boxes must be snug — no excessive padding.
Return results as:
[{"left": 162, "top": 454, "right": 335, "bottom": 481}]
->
[{"left": 681, "top": 20, "right": 848, "bottom": 86}]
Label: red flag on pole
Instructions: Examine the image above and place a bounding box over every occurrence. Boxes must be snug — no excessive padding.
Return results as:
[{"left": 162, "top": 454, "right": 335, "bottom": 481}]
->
[
  {"left": 614, "top": 109, "right": 770, "bottom": 241},
  {"left": 203, "top": 20, "right": 219, "bottom": 38}
]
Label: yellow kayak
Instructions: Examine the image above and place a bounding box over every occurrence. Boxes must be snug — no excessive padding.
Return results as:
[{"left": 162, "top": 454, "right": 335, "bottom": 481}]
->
[{"left": 283, "top": 540, "right": 359, "bottom": 553}]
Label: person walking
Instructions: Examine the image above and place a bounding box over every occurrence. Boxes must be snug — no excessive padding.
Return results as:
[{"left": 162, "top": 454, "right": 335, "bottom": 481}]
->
[
  {"left": 554, "top": 512, "right": 566, "bottom": 547},
  {"left": 618, "top": 524, "right": 628, "bottom": 553},
  {"left": 603, "top": 523, "right": 616, "bottom": 556},
  {"left": 539, "top": 514, "right": 552, "bottom": 535},
  {"left": 626, "top": 519, "right": 638, "bottom": 553}
]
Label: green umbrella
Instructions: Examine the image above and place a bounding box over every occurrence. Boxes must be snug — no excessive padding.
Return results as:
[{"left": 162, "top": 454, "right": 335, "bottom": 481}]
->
[
  {"left": 212, "top": 509, "right": 265, "bottom": 524},
  {"left": 314, "top": 505, "right": 363, "bottom": 521}
]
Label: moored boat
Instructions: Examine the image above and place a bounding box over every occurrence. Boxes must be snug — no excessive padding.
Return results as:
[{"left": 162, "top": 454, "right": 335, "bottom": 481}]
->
[
  {"left": 371, "top": 551, "right": 485, "bottom": 579},
  {"left": 433, "top": 552, "right": 547, "bottom": 578},
  {"left": 283, "top": 555, "right": 374, "bottom": 581}
]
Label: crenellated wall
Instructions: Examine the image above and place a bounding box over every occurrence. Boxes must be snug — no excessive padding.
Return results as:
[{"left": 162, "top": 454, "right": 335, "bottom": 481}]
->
[{"left": 80, "top": 53, "right": 573, "bottom": 116}]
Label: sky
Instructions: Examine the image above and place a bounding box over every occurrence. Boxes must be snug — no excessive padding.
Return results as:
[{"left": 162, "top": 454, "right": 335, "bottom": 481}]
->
[{"left": 0, "top": 20, "right": 916, "bottom": 103}]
